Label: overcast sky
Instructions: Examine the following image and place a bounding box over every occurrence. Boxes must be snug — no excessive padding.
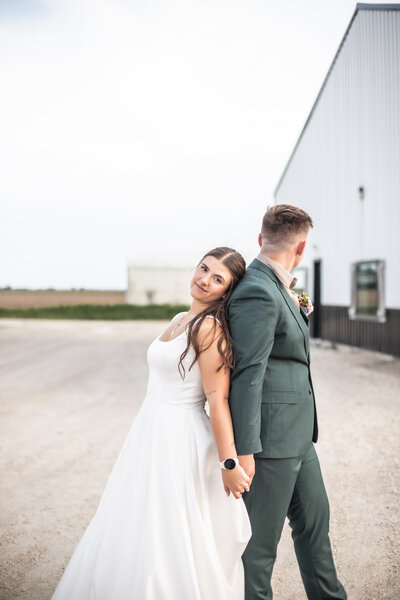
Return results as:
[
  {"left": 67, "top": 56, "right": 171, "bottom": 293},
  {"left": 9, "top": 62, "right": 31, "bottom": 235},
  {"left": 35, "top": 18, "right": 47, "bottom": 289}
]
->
[{"left": 0, "top": 0, "right": 388, "bottom": 289}]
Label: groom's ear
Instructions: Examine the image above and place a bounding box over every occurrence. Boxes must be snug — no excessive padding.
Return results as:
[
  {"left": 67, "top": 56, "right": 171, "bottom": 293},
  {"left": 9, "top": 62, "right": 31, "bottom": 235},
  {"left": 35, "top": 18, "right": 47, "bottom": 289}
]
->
[
  {"left": 258, "top": 233, "right": 263, "bottom": 247},
  {"left": 296, "top": 240, "right": 306, "bottom": 255}
]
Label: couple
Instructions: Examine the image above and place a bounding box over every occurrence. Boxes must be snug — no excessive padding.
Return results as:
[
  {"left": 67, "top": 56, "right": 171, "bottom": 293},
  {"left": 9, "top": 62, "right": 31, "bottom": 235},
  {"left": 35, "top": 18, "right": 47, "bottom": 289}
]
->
[{"left": 52, "top": 205, "right": 347, "bottom": 600}]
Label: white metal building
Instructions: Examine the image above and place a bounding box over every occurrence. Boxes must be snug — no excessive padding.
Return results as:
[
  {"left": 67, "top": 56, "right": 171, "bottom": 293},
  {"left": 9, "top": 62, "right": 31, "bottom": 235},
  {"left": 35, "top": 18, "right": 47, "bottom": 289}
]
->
[
  {"left": 275, "top": 3, "right": 400, "bottom": 356},
  {"left": 126, "top": 265, "right": 193, "bottom": 305}
]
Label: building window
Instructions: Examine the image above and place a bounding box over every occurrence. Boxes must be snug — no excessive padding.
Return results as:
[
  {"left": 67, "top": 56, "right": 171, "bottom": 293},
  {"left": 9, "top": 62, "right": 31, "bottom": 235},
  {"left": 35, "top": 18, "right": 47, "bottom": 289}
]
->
[
  {"left": 292, "top": 267, "right": 308, "bottom": 294},
  {"left": 349, "top": 260, "right": 385, "bottom": 322},
  {"left": 145, "top": 289, "right": 156, "bottom": 304}
]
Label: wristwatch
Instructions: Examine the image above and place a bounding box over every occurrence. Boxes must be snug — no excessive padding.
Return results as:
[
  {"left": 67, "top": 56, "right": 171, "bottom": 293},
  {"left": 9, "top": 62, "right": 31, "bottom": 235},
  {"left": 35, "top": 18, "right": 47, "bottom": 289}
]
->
[{"left": 220, "top": 457, "right": 239, "bottom": 471}]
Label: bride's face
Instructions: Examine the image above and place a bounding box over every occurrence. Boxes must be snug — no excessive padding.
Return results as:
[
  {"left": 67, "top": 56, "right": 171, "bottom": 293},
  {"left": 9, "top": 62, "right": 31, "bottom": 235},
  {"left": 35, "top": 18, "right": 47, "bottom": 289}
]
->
[{"left": 190, "top": 255, "right": 232, "bottom": 305}]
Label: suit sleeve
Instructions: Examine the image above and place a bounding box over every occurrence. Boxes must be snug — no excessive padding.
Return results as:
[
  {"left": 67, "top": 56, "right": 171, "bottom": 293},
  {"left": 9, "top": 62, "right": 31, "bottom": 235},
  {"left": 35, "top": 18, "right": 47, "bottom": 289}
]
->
[{"left": 228, "top": 287, "right": 278, "bottom": 455}]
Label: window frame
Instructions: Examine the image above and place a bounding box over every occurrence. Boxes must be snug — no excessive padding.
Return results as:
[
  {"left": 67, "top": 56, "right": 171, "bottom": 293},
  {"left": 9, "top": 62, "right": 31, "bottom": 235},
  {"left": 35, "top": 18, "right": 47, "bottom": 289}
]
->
[{"left": 349, "top": 259, "right": 386, "bottom": 323}]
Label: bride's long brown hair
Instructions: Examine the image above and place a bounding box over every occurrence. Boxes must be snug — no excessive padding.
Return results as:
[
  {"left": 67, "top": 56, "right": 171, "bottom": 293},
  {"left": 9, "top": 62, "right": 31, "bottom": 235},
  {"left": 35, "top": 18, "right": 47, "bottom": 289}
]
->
[{"left": 178, "top": 247, "right": 246, "bottom": 378}]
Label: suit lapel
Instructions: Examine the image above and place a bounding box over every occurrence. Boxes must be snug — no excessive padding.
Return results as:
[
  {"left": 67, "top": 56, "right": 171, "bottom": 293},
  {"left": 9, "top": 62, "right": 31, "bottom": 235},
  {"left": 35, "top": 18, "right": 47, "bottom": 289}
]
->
[{"left": 249, "top": 259, "right": 309, "bottom": 357}]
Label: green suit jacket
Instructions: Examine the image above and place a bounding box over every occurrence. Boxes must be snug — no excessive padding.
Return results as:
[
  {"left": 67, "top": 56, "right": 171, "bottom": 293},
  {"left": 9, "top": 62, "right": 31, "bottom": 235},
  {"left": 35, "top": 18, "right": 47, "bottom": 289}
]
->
[{"left": 228, "top": 258, "right": 318, "bottom": 459}]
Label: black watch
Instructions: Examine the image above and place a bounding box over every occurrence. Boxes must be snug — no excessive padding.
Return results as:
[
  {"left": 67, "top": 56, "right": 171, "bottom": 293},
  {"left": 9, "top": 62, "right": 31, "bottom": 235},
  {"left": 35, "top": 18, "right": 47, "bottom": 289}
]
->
[{"left": 220, "top": 457, "right": 239, "bottom": 471}]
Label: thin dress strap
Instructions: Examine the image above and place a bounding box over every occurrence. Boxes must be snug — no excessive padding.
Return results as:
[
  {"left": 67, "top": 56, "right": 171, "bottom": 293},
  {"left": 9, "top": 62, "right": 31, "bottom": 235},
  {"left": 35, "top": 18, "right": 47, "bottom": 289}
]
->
[
  {"left": 172, "top": 311, "right": 187, "bottom": 322},
  {"left": 204, "top": 314, "right": 222, "bottom": 326},
  {"left": 159, "top": 312, "right": 188, "bottom": 341},
  {"left": 191, "top": 314, "right": 222, "bottom": 328}
]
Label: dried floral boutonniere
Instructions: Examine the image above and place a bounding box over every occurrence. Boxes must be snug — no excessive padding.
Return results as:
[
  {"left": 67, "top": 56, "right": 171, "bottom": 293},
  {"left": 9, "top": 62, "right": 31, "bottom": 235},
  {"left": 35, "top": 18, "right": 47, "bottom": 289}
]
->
[{"left": 297, "top": 292, "right": 314, "bottom": 315}]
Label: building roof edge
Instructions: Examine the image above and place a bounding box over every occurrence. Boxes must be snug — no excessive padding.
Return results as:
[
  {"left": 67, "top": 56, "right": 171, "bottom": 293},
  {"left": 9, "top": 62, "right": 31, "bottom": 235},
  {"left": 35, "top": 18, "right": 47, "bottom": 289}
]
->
[
  {"left": 274, "top": 3, "right": 400, "bottom": 199},
  {"left": 357, "top": 3, "right": 400, "bottom": 10}
]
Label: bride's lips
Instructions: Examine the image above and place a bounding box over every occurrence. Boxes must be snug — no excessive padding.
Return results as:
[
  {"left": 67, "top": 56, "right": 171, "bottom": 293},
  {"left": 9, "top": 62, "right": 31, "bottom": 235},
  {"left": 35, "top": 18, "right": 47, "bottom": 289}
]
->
[{"left": 195, "top": 282, "right": 207, "bottom": 292}]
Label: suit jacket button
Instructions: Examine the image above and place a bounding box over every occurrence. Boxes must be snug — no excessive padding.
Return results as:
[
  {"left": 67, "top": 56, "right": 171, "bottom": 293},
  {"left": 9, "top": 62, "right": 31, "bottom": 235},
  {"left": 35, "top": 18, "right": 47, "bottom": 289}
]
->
[{"left": 309, "top": 389, "right": 312, "bottom": 395}]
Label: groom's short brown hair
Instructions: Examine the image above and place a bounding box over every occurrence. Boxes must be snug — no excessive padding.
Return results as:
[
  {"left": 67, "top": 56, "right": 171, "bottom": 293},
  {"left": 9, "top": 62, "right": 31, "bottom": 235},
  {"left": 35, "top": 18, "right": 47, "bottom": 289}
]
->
[{"left": 261, "top": 204, "right": 313, "bottom": 246}]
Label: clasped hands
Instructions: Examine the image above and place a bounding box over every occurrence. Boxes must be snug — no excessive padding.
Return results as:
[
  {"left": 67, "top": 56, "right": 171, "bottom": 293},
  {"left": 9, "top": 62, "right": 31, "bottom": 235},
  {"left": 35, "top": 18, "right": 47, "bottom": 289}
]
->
[{"left": 222, "top": 454, "right": 255, "bottom": 499}]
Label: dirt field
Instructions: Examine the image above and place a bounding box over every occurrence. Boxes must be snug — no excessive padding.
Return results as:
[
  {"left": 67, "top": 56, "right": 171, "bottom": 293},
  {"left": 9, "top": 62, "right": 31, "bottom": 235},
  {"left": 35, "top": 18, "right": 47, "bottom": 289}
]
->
[
  {"left": 0, "top": 290, "right": 125, "bottom": 308},
  {"left": 0, "top": 319, "right": 399, "bottom": 600}
]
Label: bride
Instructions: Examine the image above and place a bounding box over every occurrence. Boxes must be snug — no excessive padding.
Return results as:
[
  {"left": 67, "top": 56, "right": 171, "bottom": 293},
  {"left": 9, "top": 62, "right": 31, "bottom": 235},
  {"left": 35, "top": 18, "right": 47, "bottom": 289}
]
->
[{"left": 51, "top": 246, "right": 252, "bottom": 600}]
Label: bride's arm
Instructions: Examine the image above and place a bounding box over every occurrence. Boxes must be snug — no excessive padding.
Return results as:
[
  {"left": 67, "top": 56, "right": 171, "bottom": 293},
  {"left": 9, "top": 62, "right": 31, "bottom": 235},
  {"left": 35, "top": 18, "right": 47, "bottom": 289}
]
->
[{"left": 197, "top": 320, "right": 250, "bottom": 499}]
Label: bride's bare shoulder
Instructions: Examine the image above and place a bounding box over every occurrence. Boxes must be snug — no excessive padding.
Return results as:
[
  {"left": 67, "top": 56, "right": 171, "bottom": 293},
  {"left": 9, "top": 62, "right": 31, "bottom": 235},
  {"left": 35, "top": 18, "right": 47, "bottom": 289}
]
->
[{"left": 196, "top": 315, "right": 223, "bottom": 348}]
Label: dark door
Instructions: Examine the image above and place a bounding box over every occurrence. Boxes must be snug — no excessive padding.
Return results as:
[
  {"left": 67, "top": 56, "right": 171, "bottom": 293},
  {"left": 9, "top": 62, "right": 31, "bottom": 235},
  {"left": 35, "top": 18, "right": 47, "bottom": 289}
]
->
[{"left": 312, "top": 260, "right": 321, "bottom": 338}]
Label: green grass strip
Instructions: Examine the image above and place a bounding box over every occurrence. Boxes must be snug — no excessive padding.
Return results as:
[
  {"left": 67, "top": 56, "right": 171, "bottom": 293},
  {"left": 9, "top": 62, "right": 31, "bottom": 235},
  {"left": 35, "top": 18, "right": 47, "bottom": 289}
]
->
[{"left": 0, "top": 304, "right": 190, "bottom": 320}]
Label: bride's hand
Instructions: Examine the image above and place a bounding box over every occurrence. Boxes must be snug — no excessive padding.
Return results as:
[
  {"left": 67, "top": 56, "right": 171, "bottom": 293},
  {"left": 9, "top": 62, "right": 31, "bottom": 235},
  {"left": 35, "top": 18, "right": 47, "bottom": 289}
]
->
[{"left": 221, "top": 464, "right": 251, "bottom": 499}]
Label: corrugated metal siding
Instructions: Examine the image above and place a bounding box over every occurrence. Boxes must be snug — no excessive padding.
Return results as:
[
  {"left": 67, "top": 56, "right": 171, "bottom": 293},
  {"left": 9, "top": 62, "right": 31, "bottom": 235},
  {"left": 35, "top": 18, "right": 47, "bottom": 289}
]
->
[
  {"left": 275, "top": 9, "right": 400, "bottom": 310},
  {"left": 313, "top": 305, "right": 400, "bottom": 356}
]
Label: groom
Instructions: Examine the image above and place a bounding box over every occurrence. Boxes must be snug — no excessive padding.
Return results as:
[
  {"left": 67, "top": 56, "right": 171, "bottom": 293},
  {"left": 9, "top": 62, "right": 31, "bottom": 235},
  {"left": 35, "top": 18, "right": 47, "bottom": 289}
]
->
[{"left": 228, "top": 204, "right": 347, "bottom": 600}]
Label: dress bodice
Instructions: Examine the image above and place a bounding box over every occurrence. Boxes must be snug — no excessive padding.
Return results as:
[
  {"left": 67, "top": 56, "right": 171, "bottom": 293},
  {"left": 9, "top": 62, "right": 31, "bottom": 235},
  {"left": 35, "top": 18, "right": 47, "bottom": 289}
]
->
[{"left": 145, "top": 313, "right": 206, "bottom": 411}]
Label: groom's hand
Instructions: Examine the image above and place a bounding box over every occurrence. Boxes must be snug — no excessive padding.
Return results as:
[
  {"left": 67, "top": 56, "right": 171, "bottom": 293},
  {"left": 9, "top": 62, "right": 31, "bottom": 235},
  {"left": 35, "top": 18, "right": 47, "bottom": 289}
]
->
[{"left": 238, "top": 454, "right": 255, "bottom": 485}]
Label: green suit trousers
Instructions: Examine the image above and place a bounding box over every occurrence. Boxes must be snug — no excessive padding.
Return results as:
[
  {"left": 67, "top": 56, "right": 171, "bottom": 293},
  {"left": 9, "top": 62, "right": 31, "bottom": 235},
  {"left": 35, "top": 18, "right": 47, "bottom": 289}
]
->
[{"left": 242, "top": 443, "right": 347, "bottom": 600}]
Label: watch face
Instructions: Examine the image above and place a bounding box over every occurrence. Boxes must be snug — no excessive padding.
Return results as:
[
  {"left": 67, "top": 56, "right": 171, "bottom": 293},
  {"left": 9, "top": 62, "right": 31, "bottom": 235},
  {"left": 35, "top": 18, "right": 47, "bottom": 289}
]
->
[{"left": 224, "top": 458, "right": 236, "bottom": 470}]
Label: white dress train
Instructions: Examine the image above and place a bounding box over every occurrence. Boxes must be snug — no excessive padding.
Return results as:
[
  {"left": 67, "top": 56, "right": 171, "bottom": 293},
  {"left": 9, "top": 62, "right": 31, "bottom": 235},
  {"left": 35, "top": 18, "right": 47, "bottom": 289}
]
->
[{"left": 51, "top": 314, "right": 251, "bottom": 600}]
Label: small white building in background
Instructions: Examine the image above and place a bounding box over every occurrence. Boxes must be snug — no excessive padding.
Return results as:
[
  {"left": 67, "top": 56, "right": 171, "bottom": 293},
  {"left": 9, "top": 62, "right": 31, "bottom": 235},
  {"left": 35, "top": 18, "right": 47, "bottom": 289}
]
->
[
  {"left": 126, "top": 265, "right": 193, "bottom": 305},
  {"left": 275, "top": 3, "right": 400, "bottom": 356}
]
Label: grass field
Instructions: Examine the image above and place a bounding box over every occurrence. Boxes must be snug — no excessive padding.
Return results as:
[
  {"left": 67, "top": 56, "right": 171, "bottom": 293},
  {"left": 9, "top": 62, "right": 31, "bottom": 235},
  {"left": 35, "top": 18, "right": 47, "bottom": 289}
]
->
[{"left": 0, "top": 303, "right": 190, "bottom": 320}]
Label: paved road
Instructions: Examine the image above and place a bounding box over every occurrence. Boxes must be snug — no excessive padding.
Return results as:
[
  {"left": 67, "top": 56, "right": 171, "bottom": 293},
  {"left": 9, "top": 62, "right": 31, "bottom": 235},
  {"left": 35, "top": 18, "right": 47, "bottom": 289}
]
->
[{"left": 0, "top": 319, "right": 399, "bottom": 599}]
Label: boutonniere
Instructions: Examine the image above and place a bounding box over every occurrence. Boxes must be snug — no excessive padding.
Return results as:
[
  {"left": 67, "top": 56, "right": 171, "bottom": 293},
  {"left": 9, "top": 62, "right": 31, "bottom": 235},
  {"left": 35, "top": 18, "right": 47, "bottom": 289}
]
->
[{"left": 296, "top": 292, "right": 314, "bottom": 315}]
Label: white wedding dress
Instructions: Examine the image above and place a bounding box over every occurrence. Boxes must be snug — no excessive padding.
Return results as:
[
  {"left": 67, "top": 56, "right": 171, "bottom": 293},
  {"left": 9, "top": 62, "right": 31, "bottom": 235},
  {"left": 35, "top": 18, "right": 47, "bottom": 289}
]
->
[{"left": 52, "top": 313, "right": 251, "bottom": 600}]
